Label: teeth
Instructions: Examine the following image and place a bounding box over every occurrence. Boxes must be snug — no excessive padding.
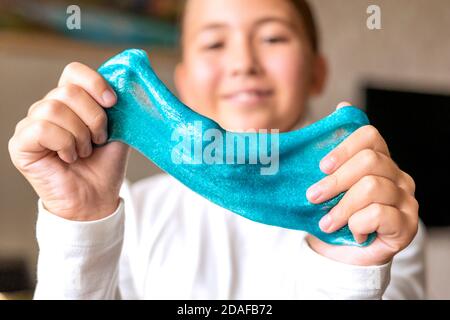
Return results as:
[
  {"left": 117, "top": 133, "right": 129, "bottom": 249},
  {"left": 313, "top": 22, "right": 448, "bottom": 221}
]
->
[{"left": 232, "top": 91, "right": 261, "bottom": 102}]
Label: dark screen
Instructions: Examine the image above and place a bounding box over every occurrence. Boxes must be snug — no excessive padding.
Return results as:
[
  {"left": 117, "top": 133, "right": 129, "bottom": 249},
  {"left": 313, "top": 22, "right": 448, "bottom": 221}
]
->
[{"left": 365, "top": 87, "right": 450, "bottom": 226}]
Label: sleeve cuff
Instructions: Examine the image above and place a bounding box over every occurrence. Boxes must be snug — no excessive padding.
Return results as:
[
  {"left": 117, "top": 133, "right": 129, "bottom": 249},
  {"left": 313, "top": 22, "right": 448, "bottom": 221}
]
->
[
  {"left": 299, "top": 236, "right": 392, "bottom": 296},
  {"left": 36, "top": 198, "right": 125, "bottom": 248}
]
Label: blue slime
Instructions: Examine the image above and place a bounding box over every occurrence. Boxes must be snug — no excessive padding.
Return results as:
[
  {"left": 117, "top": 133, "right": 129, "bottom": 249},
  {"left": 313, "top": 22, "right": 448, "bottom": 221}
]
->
[{"left": 98, "top": 49, "right": 376, "bottom": 246}]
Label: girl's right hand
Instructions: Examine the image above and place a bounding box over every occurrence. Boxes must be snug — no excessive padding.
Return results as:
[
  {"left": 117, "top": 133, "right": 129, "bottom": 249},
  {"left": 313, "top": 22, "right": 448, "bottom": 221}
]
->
[{"left": 8, "top": 62, "right": 130, "bottom": 221}]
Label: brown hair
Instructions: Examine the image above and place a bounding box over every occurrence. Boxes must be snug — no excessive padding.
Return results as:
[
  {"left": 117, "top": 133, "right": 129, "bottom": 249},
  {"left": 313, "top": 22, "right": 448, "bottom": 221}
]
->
[
  {"left": 177, "top": 0, "right": 320, "bottom": 54},
  {"left": 290, "top": 0, "right": 319, "bottom": 53}
]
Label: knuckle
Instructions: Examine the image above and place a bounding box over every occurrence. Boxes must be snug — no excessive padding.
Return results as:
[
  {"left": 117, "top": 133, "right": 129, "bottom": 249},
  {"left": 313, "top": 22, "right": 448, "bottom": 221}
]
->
[
  {"left": 37, "top": 99, "right": 63, "bottom": 118},
  {"left": 364, "top": 125, "right": 380, "bottom": 141},
  {"left": 14, "top": 118, "right": 28, "bottom": 133},
  {"left": 63, "top": 61, "right": 82, "bottom": 75},
  {"left": 59, "top": 83, "right": 82, "bottom": 100},
  {"left": 27, "top": 100, "right": 44, "bottom": 116},
  {"left": 74, "top": 126, "right": 91, "bottom": 144},
  {"left": 370, "top": 203, "right": 384, "bottom": 220},
  {"left": 31, "top": 120, "right": 48, "bottom": 137},
  {"left": 408, "top": 196, "right": 420, "bottom": 213},
  {"left": 360, "top": 148, "right": 378, "bottom": 167},
  {"left": 56, "top": 130, "right": 74, "bottom": 150},
  {"left": 361, "top": 175, "right": 380, "bottom": 193},
  {"left": 8, "top": 136, "right": 17, "bottom": 155},
  {"left": 90, "top": 111, "right": 107, "bottom": 130},
  {"left": 403, "top": 171, "right": 416, "bottom": 192},
  {"left": 8, "top": 137, "right": 22, "bottom": 169},
  {"left": 78, "top": 126, "right": 91, "bottom": 141},
  {"left": 64, "top": 134, "right": 76, "bottom": 150},
  {"left": 90, "top": 76, "right": 107, "bottom": 92}
]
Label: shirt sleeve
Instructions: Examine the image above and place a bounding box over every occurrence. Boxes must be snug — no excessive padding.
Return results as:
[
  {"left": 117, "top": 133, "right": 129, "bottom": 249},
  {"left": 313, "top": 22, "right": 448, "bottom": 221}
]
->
[
  {"left": 295, "top": 236, "right": 392, "bottom": 299},
  {"left": 33, "top": 195, "right": 126, "bottom": 300}
]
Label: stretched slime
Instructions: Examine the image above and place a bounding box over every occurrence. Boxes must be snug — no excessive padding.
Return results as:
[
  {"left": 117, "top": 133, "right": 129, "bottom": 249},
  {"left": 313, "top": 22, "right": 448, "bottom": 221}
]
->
[{"left": 98, "top": 49, "right": 376, "bottom": 246}]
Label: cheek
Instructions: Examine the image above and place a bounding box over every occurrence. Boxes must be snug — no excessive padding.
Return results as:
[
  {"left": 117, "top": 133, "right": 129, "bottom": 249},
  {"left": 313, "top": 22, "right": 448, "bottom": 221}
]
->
[
  {"left": 264, "top": 48, "right": 310, "bottom": 100},
  {"left": 186, "top": 57, "right": 221, "bottom": 113},
  {"left": 262, "top": 47, "right": 312, "bottom": 130}
]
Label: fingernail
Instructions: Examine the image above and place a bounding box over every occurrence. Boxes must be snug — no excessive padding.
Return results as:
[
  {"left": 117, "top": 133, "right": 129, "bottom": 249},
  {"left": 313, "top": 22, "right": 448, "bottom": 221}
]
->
[
  {"left": 320, "top": 156, "right": 336, "bottom": 173},
  {"left": 356, "top": 235, "right": 367, "bottom": 244},
  {"left": 306, "top": 184, "right": 322, "bottom": 202},
  {"left": 72, "top": 152, "right": 78, "bottom": 162},
  {"left": 102, "top": 89, "right": 116, "bottom": 106},
  {"left": 337, "top": 101, "right": 352, "bottom": 110},
  {"left": 319, "top": 214, "right": 332, "bottom": 232}
]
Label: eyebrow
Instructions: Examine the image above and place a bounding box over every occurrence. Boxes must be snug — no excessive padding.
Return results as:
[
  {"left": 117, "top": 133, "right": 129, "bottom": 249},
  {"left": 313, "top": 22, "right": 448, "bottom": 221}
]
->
[
  {"left": 195, "top": 16, "right": 297, "bottom": 35},
  {"left": 255, "top": 17, "right": 297, "bottom": 29}
]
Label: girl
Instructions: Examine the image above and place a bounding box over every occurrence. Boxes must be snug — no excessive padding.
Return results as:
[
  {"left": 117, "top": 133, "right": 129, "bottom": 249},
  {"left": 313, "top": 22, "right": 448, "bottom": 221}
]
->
[{"left": 9, "top": 0, "right": 425, "bottom": 299}]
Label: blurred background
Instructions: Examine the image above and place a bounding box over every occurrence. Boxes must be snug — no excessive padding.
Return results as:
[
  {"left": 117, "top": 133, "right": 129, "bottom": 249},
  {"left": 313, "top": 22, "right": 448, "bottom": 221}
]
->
[{"left": 1, "top": 0, "right": 449, "bottom": 299}]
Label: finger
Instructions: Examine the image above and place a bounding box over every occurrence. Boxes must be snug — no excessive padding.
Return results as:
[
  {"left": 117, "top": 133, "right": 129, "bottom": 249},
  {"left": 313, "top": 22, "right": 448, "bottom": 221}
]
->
[
  {"left": 14, "top": 117, "right": 31, "bottom": 134},
  {"left": 58, "top": 62, "right": 116, "bottom": 107},
  {"left": 347, "top": 203, "right": 406, "bottom": 247},
  {"left": 319, "top": 125, "right": 390, "bottom": 174},
  {"left": 42, "top": 84, "right": 109, "bottom": 145},
  {"left": 27, "top": 99, "right": 93, "bottom": 158},
  {"left": 318, "top": 175, "right": 414, "bottom": 233},
  {"left": 12, "top": 119, "right": 77, "bottom": 164},
  {"left": 399, "top": 170, "right": 416, "bottom": 196},
  {"left": 307, "top": 149, "right": 403, "bottom": 204},
  {"left": 336, "top": 101, "right": 353, "bottom": 110}
]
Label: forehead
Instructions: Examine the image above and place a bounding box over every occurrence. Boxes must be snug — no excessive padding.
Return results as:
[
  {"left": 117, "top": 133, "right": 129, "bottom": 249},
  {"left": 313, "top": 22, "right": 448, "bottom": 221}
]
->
[{"left": 183, "top": 0, "right": 301, "bottom": 35}]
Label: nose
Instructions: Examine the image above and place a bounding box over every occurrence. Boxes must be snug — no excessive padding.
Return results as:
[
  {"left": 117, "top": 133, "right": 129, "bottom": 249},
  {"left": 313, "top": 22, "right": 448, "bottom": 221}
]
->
[{"left": 227, "top": 35, "right": 262, "bottom": 77}]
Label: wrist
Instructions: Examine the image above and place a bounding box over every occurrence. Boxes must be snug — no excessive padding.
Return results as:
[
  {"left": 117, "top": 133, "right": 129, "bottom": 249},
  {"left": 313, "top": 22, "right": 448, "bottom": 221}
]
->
[
  {"left": 42, "top": 198, "right": 121, "bottom": 222},
  {"left": 36, "top": 198, "right": 125, "bottom": 248}
]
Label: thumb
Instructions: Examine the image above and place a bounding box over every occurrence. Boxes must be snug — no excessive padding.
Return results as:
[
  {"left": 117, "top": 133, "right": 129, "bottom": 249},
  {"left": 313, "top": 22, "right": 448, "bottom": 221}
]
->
[{"left": 336, "top": 101, "right": 352, "bottom": 110}]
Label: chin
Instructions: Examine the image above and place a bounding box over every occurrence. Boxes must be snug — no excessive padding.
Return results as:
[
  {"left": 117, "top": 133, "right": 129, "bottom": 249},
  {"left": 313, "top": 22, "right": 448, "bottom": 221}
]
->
[
  {"left": 219, "top": 117, "right": 276, "bottom": 132},
  {"left": 214, "top": 102, "right": 279, "bottom": 131}
]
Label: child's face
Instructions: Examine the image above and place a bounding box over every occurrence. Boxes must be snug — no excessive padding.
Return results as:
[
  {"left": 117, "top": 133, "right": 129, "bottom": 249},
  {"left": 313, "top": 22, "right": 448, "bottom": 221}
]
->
[{"left": 175, "top": 0, "right": 324, "bottom": 132}]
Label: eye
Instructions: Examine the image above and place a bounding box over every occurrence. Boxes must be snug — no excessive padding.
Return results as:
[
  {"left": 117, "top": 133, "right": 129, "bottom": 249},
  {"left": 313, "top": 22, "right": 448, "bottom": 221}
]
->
[
  {"left": 205, "top": 42, "right": 224, "bottom": 50},
  {"left": 263, "top": 36, "right": 288, "bottom": 44}
]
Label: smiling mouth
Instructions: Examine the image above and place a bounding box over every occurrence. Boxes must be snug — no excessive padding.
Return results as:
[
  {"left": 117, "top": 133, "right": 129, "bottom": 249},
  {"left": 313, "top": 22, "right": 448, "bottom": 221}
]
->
[{"left": 222, "top": 89, "right": 273, "bottom": 106}]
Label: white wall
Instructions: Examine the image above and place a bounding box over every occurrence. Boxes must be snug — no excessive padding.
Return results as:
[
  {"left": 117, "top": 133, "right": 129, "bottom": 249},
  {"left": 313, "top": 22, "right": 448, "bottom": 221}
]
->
[{"left": 309, "top": 0, "right": 450, "bottom": 119}]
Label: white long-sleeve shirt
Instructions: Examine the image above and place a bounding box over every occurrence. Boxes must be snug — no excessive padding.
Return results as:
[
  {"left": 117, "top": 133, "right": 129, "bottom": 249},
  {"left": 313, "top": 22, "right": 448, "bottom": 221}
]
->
[{"left": 33, "top": 174, "right": 426, "bottom": 300}]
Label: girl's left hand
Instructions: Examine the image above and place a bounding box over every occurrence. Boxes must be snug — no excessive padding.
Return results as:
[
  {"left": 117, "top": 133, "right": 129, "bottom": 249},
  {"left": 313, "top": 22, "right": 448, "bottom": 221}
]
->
[{"left": 305, "top": 102, "right": 419, "bottom": 266}]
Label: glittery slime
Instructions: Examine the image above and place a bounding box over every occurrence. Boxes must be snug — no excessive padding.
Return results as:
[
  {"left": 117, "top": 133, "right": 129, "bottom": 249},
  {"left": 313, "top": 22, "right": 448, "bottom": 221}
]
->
[{"left": 98, "top": 49, "right": 376, "bottom": 246}]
